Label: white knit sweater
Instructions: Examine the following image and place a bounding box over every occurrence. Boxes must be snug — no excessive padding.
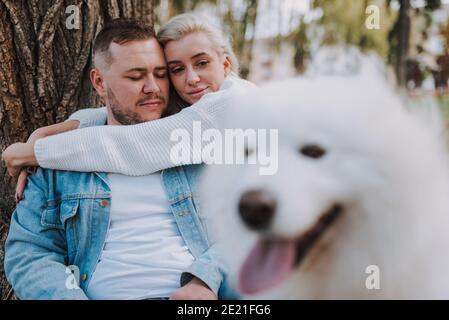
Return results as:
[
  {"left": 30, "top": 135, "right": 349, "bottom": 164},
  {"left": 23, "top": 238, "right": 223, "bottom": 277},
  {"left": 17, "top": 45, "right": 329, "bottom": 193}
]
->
[{"left": 34, "top": 75, "right": 256, "bottom": 175}]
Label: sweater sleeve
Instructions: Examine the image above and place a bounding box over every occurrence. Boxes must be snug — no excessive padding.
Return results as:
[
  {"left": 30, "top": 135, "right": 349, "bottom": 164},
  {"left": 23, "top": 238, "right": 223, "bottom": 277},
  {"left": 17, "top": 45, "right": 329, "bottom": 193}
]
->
[
  {"left": 35, "top": 76, "right": 256, "bottom": 175},
  {"left": 35, "top": 87, "right": 241, "bottom": 175},
  {"left": 67, "top": 107, "right": 108, "bottom": 128}
]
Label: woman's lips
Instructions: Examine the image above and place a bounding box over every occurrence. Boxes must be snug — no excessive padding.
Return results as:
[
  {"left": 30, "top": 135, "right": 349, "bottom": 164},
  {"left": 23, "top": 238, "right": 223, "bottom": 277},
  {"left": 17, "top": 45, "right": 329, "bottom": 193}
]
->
[{"left": 187, "top": 87, "right": 209, "bottom": 99}]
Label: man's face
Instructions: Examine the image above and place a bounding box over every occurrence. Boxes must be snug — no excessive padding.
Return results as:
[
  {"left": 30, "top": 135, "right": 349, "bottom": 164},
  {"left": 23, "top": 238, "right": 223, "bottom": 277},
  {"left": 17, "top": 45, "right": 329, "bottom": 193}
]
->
[{"left": 94, "top": 38, "right": 170, "bottom": 125}]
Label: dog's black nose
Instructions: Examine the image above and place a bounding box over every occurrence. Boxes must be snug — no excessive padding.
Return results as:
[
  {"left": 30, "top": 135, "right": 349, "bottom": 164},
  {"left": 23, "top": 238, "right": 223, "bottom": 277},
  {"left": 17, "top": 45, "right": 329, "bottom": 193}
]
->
[{"left": 238, "top": 190, "right": 276, "bottom": 231}]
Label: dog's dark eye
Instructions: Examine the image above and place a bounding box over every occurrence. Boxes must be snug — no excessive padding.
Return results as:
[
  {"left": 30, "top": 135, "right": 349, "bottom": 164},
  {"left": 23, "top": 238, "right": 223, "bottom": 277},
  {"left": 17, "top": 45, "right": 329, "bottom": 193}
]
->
[{"left": 299, "top": 145, "right": 326, "bottom": 159}]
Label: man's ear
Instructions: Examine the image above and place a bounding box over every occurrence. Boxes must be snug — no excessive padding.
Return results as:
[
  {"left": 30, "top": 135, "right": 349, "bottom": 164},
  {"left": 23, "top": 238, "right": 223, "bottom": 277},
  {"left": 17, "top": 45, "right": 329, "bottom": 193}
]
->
[
  {"left": 90, "top": 68, "right": 107, "bottom": 98},
  {"left": 223, "top": 55, "right": 232, "bottom": 76}
]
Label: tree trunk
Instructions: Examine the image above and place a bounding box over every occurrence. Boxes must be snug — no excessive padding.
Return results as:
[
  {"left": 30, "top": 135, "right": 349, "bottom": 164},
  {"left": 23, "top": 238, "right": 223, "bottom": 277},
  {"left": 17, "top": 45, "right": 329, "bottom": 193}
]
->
[
  {"left": 239, "top": 0, "right": 258, "bottom": 79},
  {"left": 0, "top": 0, "right": 154, "bottom": 300},
  {"left": 396, "top": 0, "right": 411, "bottom": 87}
]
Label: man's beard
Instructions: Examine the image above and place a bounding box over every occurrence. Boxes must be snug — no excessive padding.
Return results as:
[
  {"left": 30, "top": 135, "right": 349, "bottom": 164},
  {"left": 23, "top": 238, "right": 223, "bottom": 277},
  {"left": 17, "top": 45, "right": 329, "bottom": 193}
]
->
[{"left": 107, "top": 88, "right": 164, "bottom": 125}]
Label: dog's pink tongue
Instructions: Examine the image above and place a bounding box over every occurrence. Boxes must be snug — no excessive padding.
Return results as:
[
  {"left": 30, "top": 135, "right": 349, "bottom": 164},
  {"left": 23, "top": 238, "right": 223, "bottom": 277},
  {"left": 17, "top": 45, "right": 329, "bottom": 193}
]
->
[{"left": 238, "top": 238, "right": 295, "bottom": 295}]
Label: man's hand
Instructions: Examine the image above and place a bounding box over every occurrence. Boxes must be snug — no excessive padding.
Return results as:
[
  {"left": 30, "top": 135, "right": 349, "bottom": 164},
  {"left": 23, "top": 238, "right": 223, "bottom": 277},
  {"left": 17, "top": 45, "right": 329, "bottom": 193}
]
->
[
  {"left": 1, "top": 142, "right": 37, "bottom": 177},
  {"left": 170, "top": 277, "right": 218, "bottom": 300}
]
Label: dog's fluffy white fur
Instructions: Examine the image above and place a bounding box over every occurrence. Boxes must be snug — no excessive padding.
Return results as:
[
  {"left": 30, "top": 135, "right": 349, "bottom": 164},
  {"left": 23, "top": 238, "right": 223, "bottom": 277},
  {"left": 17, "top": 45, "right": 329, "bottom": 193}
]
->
[{"left": 200, "top": 53, "right": 449, "bottom": 299}]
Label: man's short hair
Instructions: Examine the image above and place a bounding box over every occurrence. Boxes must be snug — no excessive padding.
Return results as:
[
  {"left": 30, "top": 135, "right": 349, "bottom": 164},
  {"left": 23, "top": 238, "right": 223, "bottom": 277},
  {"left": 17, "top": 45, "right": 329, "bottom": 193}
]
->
[{"left": 93, "top": 18, "right": 156, "bottom": 68}]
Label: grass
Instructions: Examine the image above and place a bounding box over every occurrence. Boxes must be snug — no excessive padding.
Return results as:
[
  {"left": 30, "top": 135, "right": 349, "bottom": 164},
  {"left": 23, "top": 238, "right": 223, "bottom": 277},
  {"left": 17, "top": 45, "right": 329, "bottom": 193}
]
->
[
  {"left": 406, "top": 94, "right": 449, "bottom": 127},
  {"left": 437, "top": 95, "right": 449, "bottom": 121}
]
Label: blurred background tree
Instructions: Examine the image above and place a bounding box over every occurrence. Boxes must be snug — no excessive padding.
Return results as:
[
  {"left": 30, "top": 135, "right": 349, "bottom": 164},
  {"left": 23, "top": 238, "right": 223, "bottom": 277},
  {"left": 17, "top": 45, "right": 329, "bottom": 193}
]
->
[
  {"left": 151, "top": 0, "right": 448, "bottom": 90},
  {"left": 289, "top": 17, "right": 311, "bottom": 74},
  {"left": 434, "top": 16, "right": 449, "bottom": 90},
  {"left": 150, "top": 0, "right": 447, "bottom": 87},
  {"left": 387, "top": 0, "right": 442, "bottom": 87}
]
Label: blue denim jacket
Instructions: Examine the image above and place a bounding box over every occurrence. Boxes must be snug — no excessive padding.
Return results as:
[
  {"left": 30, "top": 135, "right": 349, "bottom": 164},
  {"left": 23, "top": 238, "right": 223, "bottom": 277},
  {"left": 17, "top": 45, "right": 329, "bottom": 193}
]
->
[{"left": 4, "top": 164, "right": 232, "bottom": 300}]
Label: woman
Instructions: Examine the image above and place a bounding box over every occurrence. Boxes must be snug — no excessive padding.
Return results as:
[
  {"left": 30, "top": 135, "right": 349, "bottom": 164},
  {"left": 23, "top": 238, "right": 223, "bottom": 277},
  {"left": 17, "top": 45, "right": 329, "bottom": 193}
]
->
[{"left": 2, "top": 13, "right": 257, "bottom": 199}]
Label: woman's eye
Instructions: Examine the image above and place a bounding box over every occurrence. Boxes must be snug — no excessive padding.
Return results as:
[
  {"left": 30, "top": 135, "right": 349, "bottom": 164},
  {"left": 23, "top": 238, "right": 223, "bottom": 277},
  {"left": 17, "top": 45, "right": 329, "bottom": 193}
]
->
[
  {"left": 197, "top": 60, "right": 209, "bottom": 67},
  {"left": 127, "top": 77, "right": 142, "bottom": 81},
  {"left": 170, "top": 67, "right": 184, "bottom": 75},
  {"left": 299, "top": 144, "right": 326, "bottom": 159}
]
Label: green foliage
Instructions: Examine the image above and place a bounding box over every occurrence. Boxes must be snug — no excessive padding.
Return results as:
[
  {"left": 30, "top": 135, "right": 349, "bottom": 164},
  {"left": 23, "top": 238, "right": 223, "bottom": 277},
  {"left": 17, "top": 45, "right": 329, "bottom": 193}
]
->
[{"left": 312, "top": 0, "right": 395, "bottom": 58}]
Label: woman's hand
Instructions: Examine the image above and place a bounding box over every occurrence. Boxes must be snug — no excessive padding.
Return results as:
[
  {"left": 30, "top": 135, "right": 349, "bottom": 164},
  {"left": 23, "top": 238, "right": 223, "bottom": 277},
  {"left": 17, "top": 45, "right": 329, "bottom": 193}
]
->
[
  {"left": 2, "top": 120, "right": 80, "bottom": 178},
  {"left": 15, "top": 169, "right": 29, "bottom": 202},
  {"left": 2, "top": 126, "right": 46, "bottom": 177},
  {"left": 26, "top": 127, "right": 47, "bottom": 145},
  {"left": 4, "top": 127, "right": 48, "bottom": 200},
  {"left": 2, "top": 142, "right": 37, "bottom": 177}
]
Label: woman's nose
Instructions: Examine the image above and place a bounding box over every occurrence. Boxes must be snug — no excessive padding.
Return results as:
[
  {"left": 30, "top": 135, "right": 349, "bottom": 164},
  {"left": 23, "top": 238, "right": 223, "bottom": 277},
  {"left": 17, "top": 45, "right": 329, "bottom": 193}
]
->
[{"left": 186, "top": 68, "right": 200, "bottom": 86}]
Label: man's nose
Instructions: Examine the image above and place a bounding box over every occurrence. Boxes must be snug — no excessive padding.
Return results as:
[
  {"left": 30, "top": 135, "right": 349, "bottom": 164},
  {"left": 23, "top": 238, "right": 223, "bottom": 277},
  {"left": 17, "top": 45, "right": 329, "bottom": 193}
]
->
[
  {"left": 186, "top": 68, "right": 200, "bottom": 86},
  {"left": 143, "top": 75, "right": 160, "bottom": 94},
  {"left": 238, "top": 190, "right": 277, "bottom": 231}
]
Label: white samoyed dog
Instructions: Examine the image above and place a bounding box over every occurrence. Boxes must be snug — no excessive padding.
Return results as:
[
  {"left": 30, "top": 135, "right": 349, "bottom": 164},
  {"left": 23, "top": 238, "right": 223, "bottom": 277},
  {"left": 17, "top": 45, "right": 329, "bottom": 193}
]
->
[{"left": 200, "top": 49, "right": 449, "bottom": 299}]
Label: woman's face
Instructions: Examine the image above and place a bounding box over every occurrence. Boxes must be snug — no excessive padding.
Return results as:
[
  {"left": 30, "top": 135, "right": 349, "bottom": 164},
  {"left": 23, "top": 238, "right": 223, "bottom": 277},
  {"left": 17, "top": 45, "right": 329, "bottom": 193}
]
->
[{"left": 164, "top": 32, "right": 231, "bottom": 105}]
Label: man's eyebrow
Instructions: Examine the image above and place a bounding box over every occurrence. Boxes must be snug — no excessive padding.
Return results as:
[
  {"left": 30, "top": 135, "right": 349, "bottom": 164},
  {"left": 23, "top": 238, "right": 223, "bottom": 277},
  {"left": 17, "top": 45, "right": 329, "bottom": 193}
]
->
[
  {"left": 167, "top": 52, "right": 209, "bottom": 65},
  {"left": 124, "top": 66, "right": 167, "bottom": 73},
  {"left": 124, "top": 67, "right": 147, "bottom": 73}
]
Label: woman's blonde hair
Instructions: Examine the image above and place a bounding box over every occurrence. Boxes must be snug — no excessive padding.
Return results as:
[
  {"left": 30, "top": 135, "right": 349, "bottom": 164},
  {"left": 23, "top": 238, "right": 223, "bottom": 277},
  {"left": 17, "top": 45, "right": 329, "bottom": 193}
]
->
[{"left": 157, "top": 13, "right": 239, "bottom": 74}]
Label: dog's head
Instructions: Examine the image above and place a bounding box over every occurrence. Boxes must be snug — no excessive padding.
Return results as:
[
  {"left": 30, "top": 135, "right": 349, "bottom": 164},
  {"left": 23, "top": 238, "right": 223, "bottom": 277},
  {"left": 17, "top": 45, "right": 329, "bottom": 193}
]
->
[{"left": 201, "top": 55, "right": 449, "bottom": 298}]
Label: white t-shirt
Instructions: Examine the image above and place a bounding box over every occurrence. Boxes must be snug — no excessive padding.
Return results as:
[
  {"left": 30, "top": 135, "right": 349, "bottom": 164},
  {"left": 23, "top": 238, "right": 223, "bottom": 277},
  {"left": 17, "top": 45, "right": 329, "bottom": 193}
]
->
[{"left": 85, "top": 173, "right": 195, "bottom": 300}]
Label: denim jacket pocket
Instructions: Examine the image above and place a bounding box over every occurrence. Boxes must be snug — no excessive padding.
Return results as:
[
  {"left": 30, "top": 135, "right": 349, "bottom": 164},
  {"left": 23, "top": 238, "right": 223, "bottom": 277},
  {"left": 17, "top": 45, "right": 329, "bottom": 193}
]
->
[
  {"left": 59, "top": 199, "right": 80, "bottom": 227},
  {"left": 41, "top": 199, "right": 79, "bottom": 230},
  {"left": 41, "top": 206, "right": 62, "bottom": 229}
]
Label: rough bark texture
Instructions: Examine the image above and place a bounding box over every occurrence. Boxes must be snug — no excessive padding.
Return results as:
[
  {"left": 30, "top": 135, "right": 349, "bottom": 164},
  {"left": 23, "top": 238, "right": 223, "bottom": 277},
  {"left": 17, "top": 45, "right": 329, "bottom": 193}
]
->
[{"left": 0, "top": 0, "right": 154, "bottom": 300}]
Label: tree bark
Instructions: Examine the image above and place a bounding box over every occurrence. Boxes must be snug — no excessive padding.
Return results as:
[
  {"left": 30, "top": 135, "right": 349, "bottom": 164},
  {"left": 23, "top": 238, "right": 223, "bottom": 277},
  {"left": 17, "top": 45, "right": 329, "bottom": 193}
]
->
[{"left": 0, "top": 0, "right": 154, "bottom": 300}]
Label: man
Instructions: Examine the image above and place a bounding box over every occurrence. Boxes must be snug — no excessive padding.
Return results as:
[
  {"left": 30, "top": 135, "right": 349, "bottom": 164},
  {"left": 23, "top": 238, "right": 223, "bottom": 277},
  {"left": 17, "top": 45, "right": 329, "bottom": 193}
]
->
[{"left": 4, "top": 19, "right": 225, "bottom": 300}]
